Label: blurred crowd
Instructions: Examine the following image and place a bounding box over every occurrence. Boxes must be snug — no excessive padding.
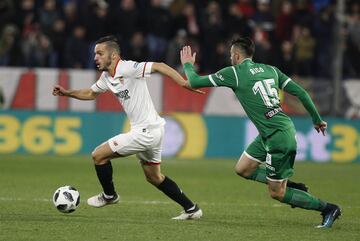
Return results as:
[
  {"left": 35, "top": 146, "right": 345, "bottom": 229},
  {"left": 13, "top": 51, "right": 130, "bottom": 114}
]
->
[{"left": 0, "top": 0, "right": 359, "bottom": 78}]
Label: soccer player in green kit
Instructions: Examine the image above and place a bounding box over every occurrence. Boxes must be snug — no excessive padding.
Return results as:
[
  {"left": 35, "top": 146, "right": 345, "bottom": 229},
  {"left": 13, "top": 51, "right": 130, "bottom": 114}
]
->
[{"left": 180, "top": 37, "right": 341, "bottom": 228}]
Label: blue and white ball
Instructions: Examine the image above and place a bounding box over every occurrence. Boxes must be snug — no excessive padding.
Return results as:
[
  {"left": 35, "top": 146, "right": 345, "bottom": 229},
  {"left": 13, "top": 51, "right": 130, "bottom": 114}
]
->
[{"left": 53, "top": 186, "right": 80, "bottom": 213}]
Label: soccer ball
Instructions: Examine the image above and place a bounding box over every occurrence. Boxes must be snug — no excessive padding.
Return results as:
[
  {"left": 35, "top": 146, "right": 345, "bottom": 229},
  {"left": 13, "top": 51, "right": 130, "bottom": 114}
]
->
[{"left": 53, "top": 186, "right": 80, "bottom": 213}]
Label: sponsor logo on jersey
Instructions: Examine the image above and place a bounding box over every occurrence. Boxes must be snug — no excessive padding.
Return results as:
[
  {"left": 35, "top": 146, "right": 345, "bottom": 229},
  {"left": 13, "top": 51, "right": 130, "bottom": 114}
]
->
[
  {"left": 215, "top": 72, "right": 224, "bottom": 81},
  {"left": 115, "top": 89, "right": 130, "bottom": 100},
  {"left": 265, "top": 164, "right": 275, "bottom": 172},
  {"left": 264, "top": 107, "right": 283, "bottom": 119}
]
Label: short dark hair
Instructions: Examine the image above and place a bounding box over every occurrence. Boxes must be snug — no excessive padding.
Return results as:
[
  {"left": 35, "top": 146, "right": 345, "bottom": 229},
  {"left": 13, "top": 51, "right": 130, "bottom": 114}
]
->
[
  {"left": 231, "top": 37, "right": 255, "bottom": 57},
  {"left": 95, "top": 35, "right": 121, "bottom": 55}
]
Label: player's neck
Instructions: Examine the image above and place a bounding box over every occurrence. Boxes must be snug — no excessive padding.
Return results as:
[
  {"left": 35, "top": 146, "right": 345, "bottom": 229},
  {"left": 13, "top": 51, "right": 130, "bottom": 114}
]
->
[{"left": 109, "top": 57, "right": 121, "bottom": 77}]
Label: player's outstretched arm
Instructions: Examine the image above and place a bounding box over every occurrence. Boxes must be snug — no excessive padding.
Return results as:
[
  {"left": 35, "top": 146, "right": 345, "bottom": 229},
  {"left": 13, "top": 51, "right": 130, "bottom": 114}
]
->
[
  {"left": 180, "top": 46, "right": 218, "bottom": 89},
  {"left": 151, "top": 62, "right": 204, "bottom": 94},
  {"left": 52, "top": 85, "right": 100, "bottom": 100},
  {"left": 283, "top": 81, "right": 326, "bottom": 135}
]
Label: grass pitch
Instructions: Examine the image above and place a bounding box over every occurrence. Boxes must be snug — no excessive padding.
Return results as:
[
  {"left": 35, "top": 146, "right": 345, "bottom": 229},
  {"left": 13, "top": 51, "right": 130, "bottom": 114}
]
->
[{"left": 0, "top": 155, "right": 359, "bottom": 241}]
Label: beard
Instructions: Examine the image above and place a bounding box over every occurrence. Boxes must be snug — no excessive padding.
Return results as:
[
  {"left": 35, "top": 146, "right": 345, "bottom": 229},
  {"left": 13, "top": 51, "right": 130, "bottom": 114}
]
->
[{"left": 97, "top": 58, "right": 112, "bottom": 71}]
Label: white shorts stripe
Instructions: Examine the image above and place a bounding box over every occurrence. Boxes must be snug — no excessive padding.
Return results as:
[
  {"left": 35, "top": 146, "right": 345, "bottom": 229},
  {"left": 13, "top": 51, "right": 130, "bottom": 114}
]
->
[
  {"left": 208, "top": 75, "right": 218, "bottom": 86},
  {"left": 243, "top": 151, "right": 263, "bottom": 163},
  {"left": 266, "top": 177, "right": 288, "bottom": 182}
]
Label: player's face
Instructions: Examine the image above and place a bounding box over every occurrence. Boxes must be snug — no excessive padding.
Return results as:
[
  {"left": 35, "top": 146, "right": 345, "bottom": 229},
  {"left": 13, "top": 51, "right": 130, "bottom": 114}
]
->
[{"left": 94, "top": 43, "right": 112, "bottom": 71}]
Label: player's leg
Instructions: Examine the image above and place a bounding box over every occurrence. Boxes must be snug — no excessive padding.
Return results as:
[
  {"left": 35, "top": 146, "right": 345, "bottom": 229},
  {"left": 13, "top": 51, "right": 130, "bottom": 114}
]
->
[
  {"left": 87, "top": 141, "right": 122, "bottom": 207},
  {"left": 266, "top": 128, "right": 341, "bottom": 228},
  {"left": 140, "top": 163, "right": 202, "bottom": 220},
  {"left": 235, "top": 135, "right": 308, "bottom": 192},
  {"left": 138, "top": 127, "right": 202, "bottom": 220},
  {"left": 88, "top": 131, "right": 140, "bottom": 207},
  {"left": 141, "top": 163, "right": 194, "bottom": 210},
  {"left": 235, "top": 135, "right": 267, "bottom": 183}
]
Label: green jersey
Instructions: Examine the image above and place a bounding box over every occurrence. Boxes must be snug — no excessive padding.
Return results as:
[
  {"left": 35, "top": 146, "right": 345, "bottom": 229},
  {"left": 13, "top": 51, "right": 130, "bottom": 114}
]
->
[{"left": 184, "top": 59, "right": 322, "bottom": 138}]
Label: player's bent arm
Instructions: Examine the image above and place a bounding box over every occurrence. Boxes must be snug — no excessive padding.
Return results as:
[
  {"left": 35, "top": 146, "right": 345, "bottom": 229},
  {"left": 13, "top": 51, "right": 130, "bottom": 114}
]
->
[
  {"left": 151, "top": 62, "right": 204, "bottom": 94},
  {"left": 66, "top": 88, "right": 100, "bottom": 100},
  {"left": 151, "top": 62, "right": 188, "bottom": 87},
  {"left": 183, "top": 63, "right": 214, "bottom": 88},
  {"left": 283, "top": 80, "right": 322, "bottom": 124}
]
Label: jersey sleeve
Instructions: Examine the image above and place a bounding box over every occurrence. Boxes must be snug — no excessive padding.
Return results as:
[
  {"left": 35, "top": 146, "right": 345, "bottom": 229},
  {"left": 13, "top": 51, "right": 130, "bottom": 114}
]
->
[
  {"left": 91, "top": 72, "right": 108, "bottom": 93},
  {"left": 283, "top": 80, "right": 322, "bottom": 125},
  {"left": 183, "top": 63, "right": 238, "bottom": 88},
  {"left": 119, "top": 61, "right": 153, "bottom": 79},
  {"left": 272, "top": 66, "right": 291, "bottom": 90},
  {"left": 208, "top": 66, "right": 239, "bottom": 88}
]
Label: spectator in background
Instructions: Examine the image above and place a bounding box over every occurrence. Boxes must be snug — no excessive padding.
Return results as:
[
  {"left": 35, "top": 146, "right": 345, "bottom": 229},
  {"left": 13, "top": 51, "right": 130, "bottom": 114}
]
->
[
  {"left": 236, "top": 0, "right": 255, "bottom": 19},
  {"left": 0, "top": 24, "right": 21, "bottom": 66},
  {"left": 166, "top": 29, "right": 188, "bottom": 71},
  {"left": 226, "top": 2, "right": 251, "bottom": 38},
  {"left": 293, "top": 0, "right": 314, "bottom": 28},
  {"left": 248, "top": 0, "right": 275, "bottom": 41},
  {"left": 38, "top": 0, "right": 60, "bottom": 36},
  {"left": 109, "top": 0, "right": 141, "bottom": 46},
  {"left": 275, "top": 40, "right": 295, "bottom": 76},
  {"left": 21, "top": 30, "right": 53, "bottom": 67},
  {"left": 48, "top": 18, "right": 67, "bottom": 68},
  {"left": 126, "top": 31, "right": 149, "bottom": 62},
  {"left": 85, "top": 0, "right": 110, "bottom": 42},
  {"left": 64, "top": 25, "right": 88, "bottom": 69},
  {"left": 174, "top": 2, "right": 200, "bottom": 38},
  {"left": 213, "top": 41, "right": 229, "bottom": 70},
  {"left": 16, "top": 0, "right": 37, "bottom": 36},
  {"left": 146, "top": 0, "right": 173, "bottom": 61},
  {"left": 0, "top": 0, "right": 15, "bottom": 32},
  {"left": 63, "top": 0, "right": 82, "bottom": 35},
  {"left": 199, "top": 1, "right": 225, "bottom": 72},
  {"left": 345, "top": 1, "right": 360, "bottom": 77},
  {"left": 275, "top": 0, "right": 295, "bottom": 42},
  {"left": 252, "top": 27, "right": 272, "bottom": 64},
  {"left": 293, "top": 25, "right": 316, "bottom": 77},
  {"left": 313, "top": 5, "right": 335, "bottom": 78}
]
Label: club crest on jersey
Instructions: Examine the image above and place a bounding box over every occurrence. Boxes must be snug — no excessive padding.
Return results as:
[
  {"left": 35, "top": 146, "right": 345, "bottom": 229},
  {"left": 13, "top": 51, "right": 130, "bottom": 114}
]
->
[
  {"left": 215, "top": 72, "right": 224, "bottom": 81},
  {"left": 115, "top": 89, "right": 130, "bottom": 100}
]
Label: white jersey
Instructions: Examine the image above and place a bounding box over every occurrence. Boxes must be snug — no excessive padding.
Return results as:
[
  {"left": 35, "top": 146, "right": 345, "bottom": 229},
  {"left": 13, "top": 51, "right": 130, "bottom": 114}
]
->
[{"left": 91, "top": 60, "right": 165, "bottom": 129}]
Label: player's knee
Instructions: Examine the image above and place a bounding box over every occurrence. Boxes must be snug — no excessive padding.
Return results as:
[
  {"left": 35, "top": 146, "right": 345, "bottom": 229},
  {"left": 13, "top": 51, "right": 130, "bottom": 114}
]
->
[
  {"left": 145, "top": 173, "right": 163, "bottom": 186},
  {"left": 235, "top": 166, "right": 252, "bottom": 178},
  {"left": 91, "top": 150, "right": 104, "bottom": 165},
  {"left": 269, "top": 189, "right": 285, "bottom": 201}
]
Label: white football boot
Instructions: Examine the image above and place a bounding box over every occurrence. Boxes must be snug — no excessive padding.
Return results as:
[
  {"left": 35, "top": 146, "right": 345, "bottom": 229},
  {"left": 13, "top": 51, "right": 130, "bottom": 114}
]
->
[
  {"left": 172, "top": 204, "right": 203, "bottom": 220},
  {"left": 87, "top": 193, "right": 120, "bottom": 208}
]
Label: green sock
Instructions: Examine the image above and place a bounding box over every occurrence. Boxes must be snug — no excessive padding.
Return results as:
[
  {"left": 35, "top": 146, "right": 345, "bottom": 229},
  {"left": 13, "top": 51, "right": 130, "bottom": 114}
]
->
[
  {"left": 282, "top": 187, "right": 327, "bottom": 211},
  {"left": 245, "top": 166, "right": 267, "bottom": 184}
]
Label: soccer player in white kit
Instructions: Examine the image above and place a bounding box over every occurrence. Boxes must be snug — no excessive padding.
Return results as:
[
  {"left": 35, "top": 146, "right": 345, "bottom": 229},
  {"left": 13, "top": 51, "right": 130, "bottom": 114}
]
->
[{"left": 52, "top": 36, "right": 203, "bottom": 220}]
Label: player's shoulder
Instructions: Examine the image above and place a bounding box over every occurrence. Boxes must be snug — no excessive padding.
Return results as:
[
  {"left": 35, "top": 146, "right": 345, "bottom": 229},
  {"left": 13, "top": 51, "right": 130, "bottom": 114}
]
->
[{"left": 114, "top": 60, "right": 138, "bottom": 77}]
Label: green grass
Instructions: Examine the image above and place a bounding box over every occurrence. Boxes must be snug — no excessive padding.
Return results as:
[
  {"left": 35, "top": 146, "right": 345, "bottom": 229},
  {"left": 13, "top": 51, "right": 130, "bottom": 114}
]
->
[{"left": 0, "top": 155, "right": 359, "bottom": 241}]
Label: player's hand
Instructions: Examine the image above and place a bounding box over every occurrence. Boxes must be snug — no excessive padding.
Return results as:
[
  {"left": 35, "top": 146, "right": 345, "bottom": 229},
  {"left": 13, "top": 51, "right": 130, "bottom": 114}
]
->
[
  {"left": 52, "top": 85, "right": 69, "bottom": 96},
  {"left": 180, "top": 46, "right": 196, "bottom": 65},
  {"left": 182, "top": 81, "right": 205, "bottom": 94},
  {"left": 314, "top": 121, "right": 327, "bottom": 136}
]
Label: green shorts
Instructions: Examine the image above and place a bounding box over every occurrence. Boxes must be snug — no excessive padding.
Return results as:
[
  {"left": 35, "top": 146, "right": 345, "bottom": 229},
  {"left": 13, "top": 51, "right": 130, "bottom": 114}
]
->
[{"left": 244, "top": 128, "right": 297, "bottom": 181}]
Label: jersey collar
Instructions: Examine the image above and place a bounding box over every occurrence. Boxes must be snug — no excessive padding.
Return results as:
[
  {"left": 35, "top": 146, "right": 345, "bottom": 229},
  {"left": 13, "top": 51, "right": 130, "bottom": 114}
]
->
[
  {"left": 240, "top": 58, "right": 253, "bottom": 64},
  {"left": 110, "top": 59, "right": 121, "bottom": 78}
]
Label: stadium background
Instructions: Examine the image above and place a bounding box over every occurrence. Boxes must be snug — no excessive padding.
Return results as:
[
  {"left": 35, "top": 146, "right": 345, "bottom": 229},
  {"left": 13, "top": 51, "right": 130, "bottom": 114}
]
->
[
  {"left": 1, "top": 1, "right": 360, "bottom": 241},
  {"left": 1, "top": 0, "right": 360, "bottom": 162}
]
